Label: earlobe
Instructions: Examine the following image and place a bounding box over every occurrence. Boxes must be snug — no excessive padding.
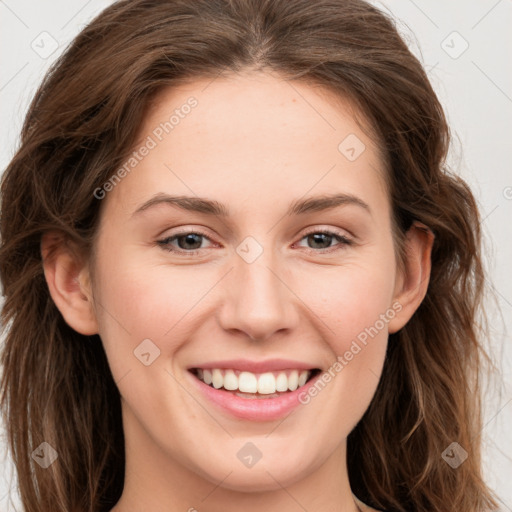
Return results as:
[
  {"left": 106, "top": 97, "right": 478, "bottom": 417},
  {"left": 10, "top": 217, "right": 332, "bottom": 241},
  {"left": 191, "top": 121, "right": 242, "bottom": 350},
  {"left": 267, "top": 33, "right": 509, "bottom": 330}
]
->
[
  {"left": 41, "top": 232, "right": 99, "bottom": 336},
  {"left": 388, "top": 222, "right": 434, "bottom": 334}
]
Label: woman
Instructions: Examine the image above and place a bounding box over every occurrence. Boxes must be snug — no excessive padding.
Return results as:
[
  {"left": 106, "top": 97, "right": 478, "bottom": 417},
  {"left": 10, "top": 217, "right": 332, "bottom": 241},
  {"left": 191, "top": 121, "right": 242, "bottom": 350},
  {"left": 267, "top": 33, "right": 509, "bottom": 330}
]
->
[{"left": 0, "top": 0, "right": 500, "bottom": 511}]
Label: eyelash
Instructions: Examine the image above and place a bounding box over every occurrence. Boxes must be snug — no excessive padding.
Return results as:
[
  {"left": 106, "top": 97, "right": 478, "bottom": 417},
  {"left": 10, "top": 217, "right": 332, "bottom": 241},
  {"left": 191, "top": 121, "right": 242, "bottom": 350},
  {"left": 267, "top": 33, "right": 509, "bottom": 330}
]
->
[{"left": 156, "top": 227, "right": 353, "bottom": 255}]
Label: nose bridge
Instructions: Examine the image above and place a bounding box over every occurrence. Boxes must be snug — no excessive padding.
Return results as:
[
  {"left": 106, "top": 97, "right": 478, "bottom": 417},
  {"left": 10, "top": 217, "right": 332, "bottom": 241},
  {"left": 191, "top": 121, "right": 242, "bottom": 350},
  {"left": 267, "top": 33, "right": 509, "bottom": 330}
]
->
[{"left": 218, "top": 234, "right": 297, "bottom": 341}]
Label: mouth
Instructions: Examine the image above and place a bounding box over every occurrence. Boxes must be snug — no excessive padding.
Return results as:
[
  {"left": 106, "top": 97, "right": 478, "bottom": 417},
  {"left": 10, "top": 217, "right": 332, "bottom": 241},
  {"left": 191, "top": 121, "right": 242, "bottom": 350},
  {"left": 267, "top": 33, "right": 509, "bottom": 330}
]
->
[{"left": 189, "top": 367, "right": 322, "bottom": 399}]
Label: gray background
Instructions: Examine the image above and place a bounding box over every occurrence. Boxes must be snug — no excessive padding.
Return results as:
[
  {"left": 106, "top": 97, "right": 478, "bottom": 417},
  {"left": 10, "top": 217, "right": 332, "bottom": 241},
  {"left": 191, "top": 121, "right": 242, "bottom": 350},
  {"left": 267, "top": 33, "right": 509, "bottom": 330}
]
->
[{"left": 1, "top": 0, "right": 511, "bottom": 510}]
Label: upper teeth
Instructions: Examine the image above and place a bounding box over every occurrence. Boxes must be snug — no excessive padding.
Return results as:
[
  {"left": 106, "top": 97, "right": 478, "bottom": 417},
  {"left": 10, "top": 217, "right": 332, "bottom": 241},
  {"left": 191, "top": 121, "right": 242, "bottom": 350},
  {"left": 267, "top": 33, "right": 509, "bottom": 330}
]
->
[{"left": 196, "top": 368, "right": 312, "bottom": 394}]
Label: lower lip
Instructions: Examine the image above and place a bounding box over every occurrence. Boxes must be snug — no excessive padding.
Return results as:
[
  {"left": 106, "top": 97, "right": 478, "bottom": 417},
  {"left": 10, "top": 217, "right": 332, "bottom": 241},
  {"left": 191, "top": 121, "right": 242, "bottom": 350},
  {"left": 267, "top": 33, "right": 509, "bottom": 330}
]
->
[{"left": 188, "top": 370, "right": 322, "bottom": 422}]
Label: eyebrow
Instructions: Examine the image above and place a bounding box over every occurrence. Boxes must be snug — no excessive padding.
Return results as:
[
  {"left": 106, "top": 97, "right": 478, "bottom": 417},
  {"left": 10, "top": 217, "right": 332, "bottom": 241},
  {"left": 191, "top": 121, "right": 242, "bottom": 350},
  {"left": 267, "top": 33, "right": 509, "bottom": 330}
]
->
[{"left": 131, "top": 192, "right": 371, "bottom": 218}]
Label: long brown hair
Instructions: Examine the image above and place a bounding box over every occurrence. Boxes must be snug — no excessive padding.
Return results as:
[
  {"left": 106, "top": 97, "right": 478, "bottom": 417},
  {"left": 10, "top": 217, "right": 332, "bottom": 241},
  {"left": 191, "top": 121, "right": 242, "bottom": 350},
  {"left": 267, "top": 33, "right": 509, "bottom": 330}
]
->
[{"left": 0, "top": 0, "right": 500, "bottom": 510}]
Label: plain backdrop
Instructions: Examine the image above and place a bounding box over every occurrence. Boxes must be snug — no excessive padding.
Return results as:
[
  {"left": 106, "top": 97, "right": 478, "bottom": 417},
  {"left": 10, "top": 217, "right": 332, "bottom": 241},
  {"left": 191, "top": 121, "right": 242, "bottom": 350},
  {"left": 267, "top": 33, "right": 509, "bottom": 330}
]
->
[{"left": 0, "top": 0, "right": 511, "bottom": 510}]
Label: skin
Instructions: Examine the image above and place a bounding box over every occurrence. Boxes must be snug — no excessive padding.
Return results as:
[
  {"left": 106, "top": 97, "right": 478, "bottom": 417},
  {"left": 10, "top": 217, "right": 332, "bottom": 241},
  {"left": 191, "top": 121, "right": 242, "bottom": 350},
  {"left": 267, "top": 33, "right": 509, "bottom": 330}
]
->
[{"left": 42, "top": 70, "right": 433, "bottom": 512}]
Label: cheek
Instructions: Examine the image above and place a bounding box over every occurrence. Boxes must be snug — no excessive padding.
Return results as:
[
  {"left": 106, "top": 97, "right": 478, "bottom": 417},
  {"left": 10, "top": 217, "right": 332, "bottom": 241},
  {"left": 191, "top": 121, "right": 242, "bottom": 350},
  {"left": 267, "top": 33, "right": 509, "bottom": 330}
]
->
[
  {"left": 309, "top": 280, "right": 392, "bottom": 432},
  {"left": 311, "top": 262, "right": 396, "bottom": 346},
  {"left": 304, "top": 259, "right": 395, "bottom": 406},
  {"left": 91, "top": 249, "right": 220, "bottom": 376}
]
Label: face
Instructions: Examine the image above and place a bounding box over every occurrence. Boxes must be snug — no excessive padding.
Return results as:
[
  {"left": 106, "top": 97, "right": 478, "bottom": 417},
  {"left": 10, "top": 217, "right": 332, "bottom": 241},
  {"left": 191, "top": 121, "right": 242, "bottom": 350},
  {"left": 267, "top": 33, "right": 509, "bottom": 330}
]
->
[{"left": 85, "top": 71, "right": 407, "bottom": 493}]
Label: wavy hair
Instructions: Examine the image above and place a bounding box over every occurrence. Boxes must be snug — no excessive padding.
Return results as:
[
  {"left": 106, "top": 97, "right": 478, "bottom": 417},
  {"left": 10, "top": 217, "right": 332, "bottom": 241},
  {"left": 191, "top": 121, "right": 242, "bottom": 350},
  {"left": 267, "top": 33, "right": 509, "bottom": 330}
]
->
[{"left": 0, "top": 0, "right": 500, "bottom": 510}]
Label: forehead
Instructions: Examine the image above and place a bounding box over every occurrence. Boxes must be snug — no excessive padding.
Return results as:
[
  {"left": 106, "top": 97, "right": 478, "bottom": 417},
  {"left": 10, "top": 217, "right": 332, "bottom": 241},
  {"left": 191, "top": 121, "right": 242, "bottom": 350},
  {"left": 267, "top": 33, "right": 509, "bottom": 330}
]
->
[{"left": 104, "top": 71, "right": 390, "bottom": 218}]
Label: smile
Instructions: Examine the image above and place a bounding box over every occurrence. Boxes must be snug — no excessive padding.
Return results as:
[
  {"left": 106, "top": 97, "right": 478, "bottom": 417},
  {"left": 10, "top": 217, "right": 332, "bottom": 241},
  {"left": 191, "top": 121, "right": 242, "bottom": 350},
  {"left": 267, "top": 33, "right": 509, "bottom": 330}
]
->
[
  {"left": 190, "top": 368, "right": 320, "bottom": 397},
  {"left": 187, "top": 363, "right": 323, "bottom": 422}
]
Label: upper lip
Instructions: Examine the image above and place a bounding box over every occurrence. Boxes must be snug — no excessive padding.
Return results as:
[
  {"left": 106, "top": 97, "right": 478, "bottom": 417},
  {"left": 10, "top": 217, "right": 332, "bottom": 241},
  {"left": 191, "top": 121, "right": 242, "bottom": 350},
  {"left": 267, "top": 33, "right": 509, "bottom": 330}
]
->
[{"left": 188, "top": 358, "right": 320, "bottom": 373}]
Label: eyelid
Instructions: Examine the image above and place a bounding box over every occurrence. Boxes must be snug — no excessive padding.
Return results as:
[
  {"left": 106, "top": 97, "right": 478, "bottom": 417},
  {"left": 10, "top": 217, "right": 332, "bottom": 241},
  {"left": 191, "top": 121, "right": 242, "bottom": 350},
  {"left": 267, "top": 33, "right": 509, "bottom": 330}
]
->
[
  {"left": 156, "top": 225, "right": 354, "bottom": 255},
  {"left": 156, "top": 227, "right": 215, "bottom": 254},
  {"left": 292, "top": 226, "right": 354, "bottom": 253},
  {"left": 299, "top": 225, "right": 353, "bottom": 240}
]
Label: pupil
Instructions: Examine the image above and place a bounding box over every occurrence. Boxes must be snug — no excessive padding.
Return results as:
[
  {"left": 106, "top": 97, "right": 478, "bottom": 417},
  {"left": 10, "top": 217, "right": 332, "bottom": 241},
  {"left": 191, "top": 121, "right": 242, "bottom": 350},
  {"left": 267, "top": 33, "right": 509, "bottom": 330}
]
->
[
  {"left": 179, "top": 233, "right": 202, "bottom": 250},
  {"left": 309, "top": 233, "right": 331, "bottom": 249}
]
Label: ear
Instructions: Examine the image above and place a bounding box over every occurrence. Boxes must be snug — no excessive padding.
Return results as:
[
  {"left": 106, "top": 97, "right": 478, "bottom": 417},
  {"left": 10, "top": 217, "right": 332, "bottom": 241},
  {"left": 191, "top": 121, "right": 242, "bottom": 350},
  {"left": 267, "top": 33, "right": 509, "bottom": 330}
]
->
[
  {"left": 41, "top": 231, "right": 99, "bottom": 336},
  {"left": 388, "top": 222, "right": 434, "bottom": 334}
]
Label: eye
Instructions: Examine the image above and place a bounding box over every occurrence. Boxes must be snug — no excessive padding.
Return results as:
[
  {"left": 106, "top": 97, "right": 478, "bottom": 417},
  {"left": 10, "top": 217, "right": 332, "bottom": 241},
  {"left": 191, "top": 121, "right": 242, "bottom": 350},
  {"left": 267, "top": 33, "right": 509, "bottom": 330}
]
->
[
  {"left": 156, "top": 227, "right": 353, "bottom": 256},
  {"left": 157, "top": 229, "right": 214, "bottom": 255},
  {"left": 295, "top": 228, "right": 353, "bottom": 253}
]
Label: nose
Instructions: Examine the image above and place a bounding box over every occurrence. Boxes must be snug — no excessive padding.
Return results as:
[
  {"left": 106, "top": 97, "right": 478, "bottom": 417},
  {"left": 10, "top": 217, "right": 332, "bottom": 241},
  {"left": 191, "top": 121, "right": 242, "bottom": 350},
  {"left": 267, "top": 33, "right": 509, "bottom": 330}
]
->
[{"left": 217, "top": 246, "right": 300, "bottom": 342}]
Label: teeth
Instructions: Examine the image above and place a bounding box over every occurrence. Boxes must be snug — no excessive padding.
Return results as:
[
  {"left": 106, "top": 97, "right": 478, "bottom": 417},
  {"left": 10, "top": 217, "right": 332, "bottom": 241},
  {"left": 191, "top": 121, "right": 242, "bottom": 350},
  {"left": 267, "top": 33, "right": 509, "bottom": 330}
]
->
[
  {"left": 276, "top": 372, "right": 288, "bottom": 392},
  {"left": 257, "top": 372, "right": 275, "bottom": 394},
  {"left": 298, "top": 370, "right": 308, "bottom": 387},
  {"left": 223, "top": 369, "right": 238, "bottom": 391},
  {"left": 288, "top": 370, "right": 299, "bottom": 391},
  {"left": 194, "top": 368, "right": 313, "bottom": 394},
  {"left": 203, "top": 369, "right": 213, "bottom": 385},
  {"left": 239, "top": 371, "right": 258, "bottom": 393},
  {"left": 212, "top": 369, "right": 223, "bottom": 389}
]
